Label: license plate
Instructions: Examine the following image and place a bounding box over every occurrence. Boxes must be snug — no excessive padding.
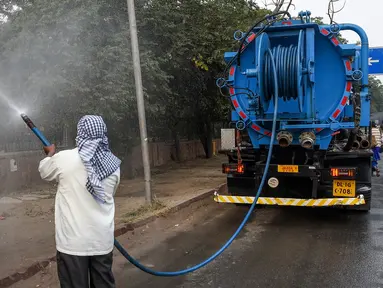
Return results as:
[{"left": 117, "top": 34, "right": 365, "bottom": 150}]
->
[
  {"left": 277, "top": 165, "right": 299, "bottom": 173},
  {"left": 333, "top": 180, "right": 356, "bottom": 197}
]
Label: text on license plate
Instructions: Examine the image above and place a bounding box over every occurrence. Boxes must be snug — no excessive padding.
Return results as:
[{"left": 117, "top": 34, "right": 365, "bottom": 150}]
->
[
  {"left": 277, "top": 165, "right": 299, "bottom": 173},
  {"left": 333, "top": 180, "right": 356, "bottom": 197}
]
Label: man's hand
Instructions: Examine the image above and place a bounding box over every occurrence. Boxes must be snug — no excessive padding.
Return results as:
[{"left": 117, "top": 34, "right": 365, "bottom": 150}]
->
[{"left": 43, "top": 144, "right": 56, "bottom": 157}]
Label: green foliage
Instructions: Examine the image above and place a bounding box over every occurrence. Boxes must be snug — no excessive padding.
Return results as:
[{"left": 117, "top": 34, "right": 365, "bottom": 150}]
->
[
  {"left": 0, "top": 0, "right": 269, "bottom": 157},
  {"left": 367, "top": 76, "right": 383, "bottom": 113},
  {"left": 6, "top": 0, "right": 381, "bottom": 159}
]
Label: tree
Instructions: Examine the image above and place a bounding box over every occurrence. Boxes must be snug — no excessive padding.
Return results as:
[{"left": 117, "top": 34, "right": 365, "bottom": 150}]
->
[
  {"left": 138, "top": 0, "right": 268, "bottom": 158},
  {"left": 0, "top": 0, "right": 169, "bottom": 155},
  {"left": 0, "top": 0, "right": 270, "bottom": 159}
]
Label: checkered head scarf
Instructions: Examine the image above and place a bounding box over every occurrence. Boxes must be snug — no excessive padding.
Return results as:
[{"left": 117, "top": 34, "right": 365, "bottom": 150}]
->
[{"left": 75, "top": 115, "right": 121, "bottom": 203}]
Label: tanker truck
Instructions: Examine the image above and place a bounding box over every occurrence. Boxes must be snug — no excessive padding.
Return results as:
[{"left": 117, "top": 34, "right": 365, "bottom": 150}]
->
[{"left": 215, "top": 11, "right": 373, "bottom": 211}]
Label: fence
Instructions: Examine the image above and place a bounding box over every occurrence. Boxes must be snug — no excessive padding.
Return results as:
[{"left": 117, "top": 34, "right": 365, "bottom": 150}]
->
[{"left": 0, "top": 139, "right": 221, "bottom": 195}]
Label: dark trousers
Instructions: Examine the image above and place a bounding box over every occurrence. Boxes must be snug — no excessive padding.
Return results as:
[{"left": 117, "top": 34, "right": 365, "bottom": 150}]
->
[{"left": 57, "top": 251, "right": 115, "bottom": 288}]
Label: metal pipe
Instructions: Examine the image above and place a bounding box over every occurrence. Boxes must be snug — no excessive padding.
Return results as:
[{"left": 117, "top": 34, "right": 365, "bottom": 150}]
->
[
  {"left": 299, "top": 132, "right": 315, "bottom": 149},
  {"left": 360, "top": 139, "right": 370, "bottom": 149},
  {"left": 343, "top": 128, "right": 357, "bottom": 151},
  {"left": 277, "top": 131, "right": 293, "bottom": 147},
  {"left": 356, "top": 135, "right": 363, "bottom": 142},
  {"left": 336, "top": 24, "right": 369, "bottom": 126},
  {"left": 127, "top": 0, "right": 153, "bottom": 204},
  {"left": 336, "top": 24, "right": 369, "bottom": 88},
  {"left": 352, "top": 141, "right": 360, "bottom": 150},
  {"left": 301, "top": 139, "right": 314, "bottom": 149}
]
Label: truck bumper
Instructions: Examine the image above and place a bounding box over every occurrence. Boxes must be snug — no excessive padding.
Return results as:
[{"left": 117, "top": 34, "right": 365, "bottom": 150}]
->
[{"left": 214, "top": 192, "right": 366, "bottom": 207}]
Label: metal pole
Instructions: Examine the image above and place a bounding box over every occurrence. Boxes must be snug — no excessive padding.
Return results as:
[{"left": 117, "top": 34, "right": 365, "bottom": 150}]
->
[{"left": 127, "top": 0, "right": 153, "bottom": 204}]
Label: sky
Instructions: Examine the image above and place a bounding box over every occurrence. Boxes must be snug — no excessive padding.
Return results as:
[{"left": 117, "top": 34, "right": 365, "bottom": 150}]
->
[
  {"left": 290, "top": 0, "right": 383, "bottom": 47},
  {"left": 257, "top": 0, "right": 383, "bottom": 80}
]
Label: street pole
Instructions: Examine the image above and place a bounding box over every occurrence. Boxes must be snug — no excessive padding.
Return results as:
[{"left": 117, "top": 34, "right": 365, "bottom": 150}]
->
[{"left": 127, "top": 0, "right": 153, "bottom": 204}]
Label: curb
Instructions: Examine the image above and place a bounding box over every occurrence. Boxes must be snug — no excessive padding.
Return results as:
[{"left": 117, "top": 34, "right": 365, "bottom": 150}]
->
[{"left": 0, "top": 183, "right": 226, "bottom": 288}]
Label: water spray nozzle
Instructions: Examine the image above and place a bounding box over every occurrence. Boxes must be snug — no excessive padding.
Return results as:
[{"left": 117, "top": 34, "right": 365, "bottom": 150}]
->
[
  {"left": 20, "top": 113, "right": 35, "bottom": 129},
  {"left": 19, "top": 113, "right": 51, "bottom": 147}
]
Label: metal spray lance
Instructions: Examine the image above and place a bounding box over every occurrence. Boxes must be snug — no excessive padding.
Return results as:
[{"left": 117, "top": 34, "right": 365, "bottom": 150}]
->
[{"left": 20, "top": 113, "right": 51, "bottom": 147}]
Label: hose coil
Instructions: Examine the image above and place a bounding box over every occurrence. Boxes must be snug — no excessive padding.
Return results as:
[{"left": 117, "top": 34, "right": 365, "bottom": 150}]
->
[{"left": 264, "top": 45, "right": 299, "bottom": 101}]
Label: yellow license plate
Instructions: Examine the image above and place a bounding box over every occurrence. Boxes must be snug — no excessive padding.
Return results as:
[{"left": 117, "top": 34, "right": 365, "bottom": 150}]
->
[
  {"left": 333, "top": 180, "right": 356, "bottom": 197},
  {"left": 277, "top": 165, "right": 299, "bottom": 173}
]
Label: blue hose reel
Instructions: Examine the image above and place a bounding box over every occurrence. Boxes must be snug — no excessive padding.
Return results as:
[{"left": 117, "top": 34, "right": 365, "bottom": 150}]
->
[{"left": 221, "top": 17, "right": 370, "bottom": 150}]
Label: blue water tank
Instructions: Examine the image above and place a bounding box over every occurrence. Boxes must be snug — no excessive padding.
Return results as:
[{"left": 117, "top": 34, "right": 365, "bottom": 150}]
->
[{"left": 221, "top": 13, "right": 370, "bottom": 150}]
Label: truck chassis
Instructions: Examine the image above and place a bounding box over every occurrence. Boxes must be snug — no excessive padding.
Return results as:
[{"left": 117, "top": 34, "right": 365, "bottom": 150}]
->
[{"left": 218, "top": 145, "right": 372, "bottom": 211}]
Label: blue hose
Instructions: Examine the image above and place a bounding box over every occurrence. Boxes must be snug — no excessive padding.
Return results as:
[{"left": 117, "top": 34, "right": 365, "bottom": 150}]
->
[
  {"left": 113, "top": 48, "right": 280, "bottom": 277},
  {"left": 264, "top": 45, "right": 298, "bottom": 101},
  {"left": 20, "top": 113, "right": 51, "bottom": 147},
  {"left": 20, "top": 49, "right": 279, "bottom": 277}
]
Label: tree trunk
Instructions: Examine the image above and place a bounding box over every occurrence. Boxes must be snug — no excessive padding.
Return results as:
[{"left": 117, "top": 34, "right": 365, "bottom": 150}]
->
[
  {"left": 172, "top": 129, "right": 181, "bottom": 162},
  {"left": 205, "top": 121, "right": 213, "bottom": 158},
  {"left": 198, "top": 119, "right": 213, "bottom": 159}
]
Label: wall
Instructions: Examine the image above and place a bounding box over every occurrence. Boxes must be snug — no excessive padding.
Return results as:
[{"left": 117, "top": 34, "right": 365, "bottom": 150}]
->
[
  {"left": 121, "top": 139, "right": 221, "bottom": 178},
  {"left": 0, "top": 151, "right": 45, "bottom": 194},
  {"left": 0, "top": 139, "right": 221, "bottom": 195}
]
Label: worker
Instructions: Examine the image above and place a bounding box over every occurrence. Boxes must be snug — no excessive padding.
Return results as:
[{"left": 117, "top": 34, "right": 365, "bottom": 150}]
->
[
  {"left": 38, "top": 115, "right": 121, "bottom": 288},
  {"left": 372, "top": 121, "right": 381, "bottom": 177},
  {"left": 372, "top": 121, "right": 382, "bottom": 149}
]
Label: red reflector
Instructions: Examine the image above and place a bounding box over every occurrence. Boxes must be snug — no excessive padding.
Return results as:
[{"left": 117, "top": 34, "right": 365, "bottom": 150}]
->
[
  {"left": 265, "top": 131, "right": 272, "bottom": 136},
  {"left": 229, "top": 66, "right": 235, "bottom": 76},
  {"left": 345, "top": 61, "right": 352, "bottom": 71},
  {"left": 247, "top": 34, "right": 255, "bottom": 42},
  {"left": 316, "top": 128, "right": 323, "bottom": 132},
  {"left": 229, "top": 87, "right": 235, "bottom": 95},
  {"left": 331, "top": 37, "right": 340, "bottom": 46},
  {"left": 252, "top": 124, "right": 261, "bottom": 131},
  {"left": 332, "top": 109, "right": 341, "bottom": 119},
  {"left": 346, "top": 82, "right": 352, "bottom": 92},
  {"left": 341, "top": 96, "right": 348, "bottom": 106},
  {"left": 232, "top": 99, "right": 239, "bottom": 108},
  {"left": 282, "top": 21, "right": 292, "bottom": 25},
  {"left": 321, "top": 29, "right": 329, "bottom": 35},
  {"left": 239, "top": 111, "right": 247, "bottom": 119}
]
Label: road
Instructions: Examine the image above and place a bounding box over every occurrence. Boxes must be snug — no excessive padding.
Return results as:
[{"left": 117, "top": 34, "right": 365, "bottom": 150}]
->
[
  {"left": 116, "top": 177, "right": 383, "bottom": 288},
  {"left": 10, "top": 176, "right": 383, "bottom": 288}
]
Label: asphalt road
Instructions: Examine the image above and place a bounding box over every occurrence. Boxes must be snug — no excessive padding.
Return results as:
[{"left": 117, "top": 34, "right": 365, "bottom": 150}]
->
[{"left": 116, "top": 176, "right": 383, "bottom": 288}]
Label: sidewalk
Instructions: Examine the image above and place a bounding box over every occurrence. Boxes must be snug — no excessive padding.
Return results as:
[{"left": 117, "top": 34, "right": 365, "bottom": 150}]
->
[{"left": 0, "top": 155, "right": 226, "bottom": 283}]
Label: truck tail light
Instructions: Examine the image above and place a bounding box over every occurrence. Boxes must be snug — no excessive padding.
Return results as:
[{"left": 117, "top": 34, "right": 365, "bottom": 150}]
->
[
  {"left": 330, "top": 168, "right": 339, "bottom": 177},
  {"left": 330, "top": 168, "right": 356, "bottom": 178},
  {"left": 222, "top": 163, "right": 245, "bottom": 174},
  {"left": 237, "top": 163, "right": 244, "bottom": 173}
]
